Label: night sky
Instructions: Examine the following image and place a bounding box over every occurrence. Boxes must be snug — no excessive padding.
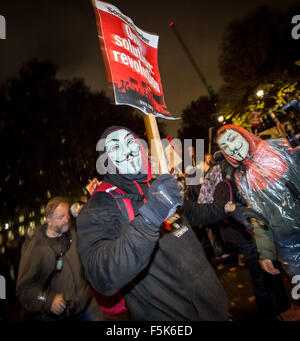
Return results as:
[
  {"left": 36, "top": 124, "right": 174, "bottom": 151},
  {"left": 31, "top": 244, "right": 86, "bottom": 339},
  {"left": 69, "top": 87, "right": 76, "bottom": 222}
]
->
[{"left": 1, "top": 0, "right": 299, "bottom": 136}]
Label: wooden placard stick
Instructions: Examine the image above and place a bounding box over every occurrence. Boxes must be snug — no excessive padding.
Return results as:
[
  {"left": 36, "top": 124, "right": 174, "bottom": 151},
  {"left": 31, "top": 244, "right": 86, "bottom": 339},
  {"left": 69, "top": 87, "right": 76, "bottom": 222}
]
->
[{"left": 143, "top": 113, "right": 169, "bottom": 174}]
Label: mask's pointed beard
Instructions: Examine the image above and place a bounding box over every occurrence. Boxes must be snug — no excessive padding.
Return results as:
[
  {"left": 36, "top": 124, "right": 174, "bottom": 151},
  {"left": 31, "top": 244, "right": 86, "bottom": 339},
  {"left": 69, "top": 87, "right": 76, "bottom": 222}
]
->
[
  {"left": 130, "top": 159, "right": 137, "bottom": 172},
  {"left": 236, "top": 152, "right": 243, "bottom": 159}
]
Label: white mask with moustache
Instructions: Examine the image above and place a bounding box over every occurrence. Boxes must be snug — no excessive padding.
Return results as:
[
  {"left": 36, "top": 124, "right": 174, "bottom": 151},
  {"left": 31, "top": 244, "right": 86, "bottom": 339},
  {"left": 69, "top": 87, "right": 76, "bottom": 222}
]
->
[
  {"left": 105, "top": 129, "right": 142, "bottom": 174},
  {"left": 217, "top": 129, "right": 250, "bottom": 161}
]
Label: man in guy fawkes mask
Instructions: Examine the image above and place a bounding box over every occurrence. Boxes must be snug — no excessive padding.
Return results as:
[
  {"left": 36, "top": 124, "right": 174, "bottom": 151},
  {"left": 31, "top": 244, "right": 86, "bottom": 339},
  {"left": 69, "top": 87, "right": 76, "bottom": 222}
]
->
[
  {"left": 216, "top": 124, "right": 300, "bottom": 278},
  {"left": 76, "top": 126, "right": 266, "bottom": 321}
]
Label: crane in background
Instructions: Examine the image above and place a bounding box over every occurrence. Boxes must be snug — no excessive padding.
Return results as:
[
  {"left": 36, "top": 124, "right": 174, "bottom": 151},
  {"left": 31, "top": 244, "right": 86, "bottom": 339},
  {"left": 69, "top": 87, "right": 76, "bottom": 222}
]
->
[
  {"left": 169, "top": 22, "right": 218, "bottom": 153},
  {"left": 169, "top": 21, "right": 215, "bottom": 100}
]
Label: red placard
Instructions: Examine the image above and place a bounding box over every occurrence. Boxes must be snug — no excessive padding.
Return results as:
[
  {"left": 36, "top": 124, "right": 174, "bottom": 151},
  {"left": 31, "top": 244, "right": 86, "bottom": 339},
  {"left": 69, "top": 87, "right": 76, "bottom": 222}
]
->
[{"left": 92, "top": 1, "right": 170, "bottom": 117}]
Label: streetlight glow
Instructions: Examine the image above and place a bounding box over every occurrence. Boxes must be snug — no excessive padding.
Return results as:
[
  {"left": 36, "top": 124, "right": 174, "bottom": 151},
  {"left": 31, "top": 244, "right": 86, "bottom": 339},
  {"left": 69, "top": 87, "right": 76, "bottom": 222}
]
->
[
  {"left": 218, "top": 115, "right": 224, "bottom": 122},
  {"left": 256, "top": 89, "right": 264, "bottom": 98}
]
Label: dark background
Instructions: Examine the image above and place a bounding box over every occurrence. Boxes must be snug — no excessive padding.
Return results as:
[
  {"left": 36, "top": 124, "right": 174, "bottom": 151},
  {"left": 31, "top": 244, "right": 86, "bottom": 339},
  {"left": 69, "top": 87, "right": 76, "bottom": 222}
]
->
[{"left": 1, "top": 0, "right": 299, "bottom": 136}]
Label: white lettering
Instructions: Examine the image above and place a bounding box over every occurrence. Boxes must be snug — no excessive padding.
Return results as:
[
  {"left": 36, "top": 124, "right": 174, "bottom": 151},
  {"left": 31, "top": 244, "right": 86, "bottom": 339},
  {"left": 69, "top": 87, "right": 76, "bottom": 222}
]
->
[
  {"left": 114, "top": 34, "right": 123, "bottom": 47},
  {"left": 124, "top": 24, "right": 139, "bottom": 45},
  {"left": 112, "top": 50, "right": 120, "bottom": 62},
  {"left": 133, "top": 60, "right": 140, "bottom": 72},
  {"left": 122, "top": 38, "right": 130, "bottom": 50},
  {"left": 291, "top": 15, "right": 300, "bottom": 39},
  {"left": 120, "top": 53, "right": 128, "bottom": 65},
  {"left": 0, "top": 15, "right": 6, "bottom": 39},
  {"left": 106, "top": 325, "right": 140, "bottom": 338},
  {"left": 291, "top": 275, "right": 300, "bottom": 299},
  {"left": 185, "top": 326, "right": 193, "bottom": 335},
  {"left": 0, "top": 275, "right": 6, "bottom": 299}
]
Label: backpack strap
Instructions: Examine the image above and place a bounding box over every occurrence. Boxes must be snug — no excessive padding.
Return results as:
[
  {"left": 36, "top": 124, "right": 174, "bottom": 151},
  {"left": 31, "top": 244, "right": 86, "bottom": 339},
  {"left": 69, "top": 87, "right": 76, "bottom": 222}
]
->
[
  {"left": 93, "top": 182, "right": 171, "bottom": 231},
  {"left": 223, "top": 180, "right": 233, "bottom": 202},
  {"left": 93, "top": 182, "right": 135, "bottom": 222}
]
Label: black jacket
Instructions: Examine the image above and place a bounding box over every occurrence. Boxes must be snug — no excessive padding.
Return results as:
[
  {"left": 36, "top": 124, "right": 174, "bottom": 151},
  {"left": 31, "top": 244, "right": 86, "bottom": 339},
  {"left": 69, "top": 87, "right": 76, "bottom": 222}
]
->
[
  {"left": 16, "top": 225, "right": 92, "bottom": 320},
  {"left": 77, "top": 172, "right": 228, "bottom": 321}
]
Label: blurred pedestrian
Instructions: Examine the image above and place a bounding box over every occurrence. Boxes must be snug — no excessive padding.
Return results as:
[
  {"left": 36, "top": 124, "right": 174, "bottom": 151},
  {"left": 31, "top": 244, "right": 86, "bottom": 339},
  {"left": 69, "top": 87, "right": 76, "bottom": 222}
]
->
[
  {"left": 20, "top": 226, "right": 36, "bottom": 257},
  {"left": 16, "top": 196, "right": 104, "bottom": 321},
  {"left": 284, "top": 122, "right": 300, "bottom": 147}
]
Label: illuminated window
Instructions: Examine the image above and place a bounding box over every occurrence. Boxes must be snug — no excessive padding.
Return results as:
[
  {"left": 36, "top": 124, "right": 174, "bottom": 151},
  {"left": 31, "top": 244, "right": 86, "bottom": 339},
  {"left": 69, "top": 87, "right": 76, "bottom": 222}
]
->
[
  {"left": 18, "top": 225, "right": 25, "bottom": 236},
  {"left": 29, "top": 221, "right": 36, "bottom": 228},
  {"left": 7, "top": 230, "right": 14, "bottom": 241}
]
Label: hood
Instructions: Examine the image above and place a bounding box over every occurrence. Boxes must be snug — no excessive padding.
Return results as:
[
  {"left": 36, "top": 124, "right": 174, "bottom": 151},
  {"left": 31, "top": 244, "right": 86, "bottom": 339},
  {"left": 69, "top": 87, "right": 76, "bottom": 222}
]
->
[
  {"left": 98, "top": 125, "right": 152, "bottom": 183},
  {"left": 217, "top": 124, "right": 289, "bottom": 191}
]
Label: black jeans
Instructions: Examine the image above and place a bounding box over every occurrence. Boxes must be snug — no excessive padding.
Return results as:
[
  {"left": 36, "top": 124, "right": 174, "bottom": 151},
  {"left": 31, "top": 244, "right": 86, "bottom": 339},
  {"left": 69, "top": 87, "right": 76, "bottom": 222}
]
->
[{"left": 220, "top": 222, "right": 291, "bottom": 320}]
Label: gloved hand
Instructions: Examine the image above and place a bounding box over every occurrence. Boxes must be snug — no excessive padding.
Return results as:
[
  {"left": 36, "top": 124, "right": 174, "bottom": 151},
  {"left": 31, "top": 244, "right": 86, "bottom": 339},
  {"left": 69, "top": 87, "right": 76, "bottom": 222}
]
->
[
  {"left": 226, "top": 203, "right": 269, "bottom": 231},
  {"left": 139, "top": 174, "right": 183, "bottom": 227}
]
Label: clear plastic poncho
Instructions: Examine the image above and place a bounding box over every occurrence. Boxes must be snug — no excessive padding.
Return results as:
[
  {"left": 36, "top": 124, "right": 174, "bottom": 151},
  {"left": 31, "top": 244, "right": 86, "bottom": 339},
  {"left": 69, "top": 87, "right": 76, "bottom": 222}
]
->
[{"left": 217, "top": 124, "right": 300, "bottom": 276}]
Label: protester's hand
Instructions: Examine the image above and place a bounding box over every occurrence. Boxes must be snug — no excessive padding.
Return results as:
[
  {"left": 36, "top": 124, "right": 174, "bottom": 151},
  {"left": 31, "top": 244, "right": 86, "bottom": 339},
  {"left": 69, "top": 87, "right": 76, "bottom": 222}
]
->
[
  {"left": 259, "top": 259, "right": 280, "bottom": 275},
  {"left": 226, "top": 203, "right": 269, "bottom": 231},
  {"left": 50, "top": 294, "right": 67, "bottom": 315},
  {"left": 139, "top": 174, "right": 183, "bottom": 226}
]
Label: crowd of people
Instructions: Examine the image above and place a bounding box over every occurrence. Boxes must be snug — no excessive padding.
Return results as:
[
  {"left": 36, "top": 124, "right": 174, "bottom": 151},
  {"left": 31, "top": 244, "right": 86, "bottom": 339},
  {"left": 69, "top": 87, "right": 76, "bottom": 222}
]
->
[{"left": 1, "top": 100, "right": 300, "bottom": 322}]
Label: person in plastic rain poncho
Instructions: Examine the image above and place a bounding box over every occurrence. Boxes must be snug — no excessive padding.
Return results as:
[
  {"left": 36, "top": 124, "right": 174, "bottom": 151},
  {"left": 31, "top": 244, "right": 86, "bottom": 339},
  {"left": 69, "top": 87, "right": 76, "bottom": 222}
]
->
[{"left": 216, "top": 124, "right": 300, "bottom": 277}]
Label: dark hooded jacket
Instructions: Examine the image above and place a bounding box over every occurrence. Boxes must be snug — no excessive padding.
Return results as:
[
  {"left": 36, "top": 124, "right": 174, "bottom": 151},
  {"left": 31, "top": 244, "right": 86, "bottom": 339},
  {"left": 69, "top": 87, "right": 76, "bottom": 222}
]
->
[
  {"left": 217, "top": 124, "right": 300, "bottom": 261},
  {"left": 76, "top": 126, "right": 228, "bottom": 321}
]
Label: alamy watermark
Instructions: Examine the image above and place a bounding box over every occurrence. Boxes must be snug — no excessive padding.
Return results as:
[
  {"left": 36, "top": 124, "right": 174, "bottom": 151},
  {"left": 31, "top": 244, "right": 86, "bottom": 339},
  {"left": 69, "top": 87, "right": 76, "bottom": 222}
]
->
[
  {"left": 291, "top": 15, "right": 300, "bottom": 40},
  {"left": 291, "top": 275, "right": 300, "bottom": 300},
  {"left": 0, "top": 15, "right": 6, "bottom": 40},
  {"left": 0, "top": 275, "right": 6, "bottom": 299},
  {"left": 96, "top": 138, "right": 205, "bottom": 185}
]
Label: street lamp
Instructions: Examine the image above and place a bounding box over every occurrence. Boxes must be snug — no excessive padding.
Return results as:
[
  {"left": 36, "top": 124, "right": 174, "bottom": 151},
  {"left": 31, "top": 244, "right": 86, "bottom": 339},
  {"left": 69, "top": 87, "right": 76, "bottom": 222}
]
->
[
  {"left": 217, "top": 115, "right": 224, "bottom": 123},
  {"left": 256, "top": 89, "right": 264, "bottom": 98}
]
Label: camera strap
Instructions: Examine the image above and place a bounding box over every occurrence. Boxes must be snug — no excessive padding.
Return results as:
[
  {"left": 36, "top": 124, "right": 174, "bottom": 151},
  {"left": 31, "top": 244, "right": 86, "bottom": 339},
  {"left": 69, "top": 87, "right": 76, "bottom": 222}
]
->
[{"left": 42, "top": 232, "right": 72, "bottom": 292}]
